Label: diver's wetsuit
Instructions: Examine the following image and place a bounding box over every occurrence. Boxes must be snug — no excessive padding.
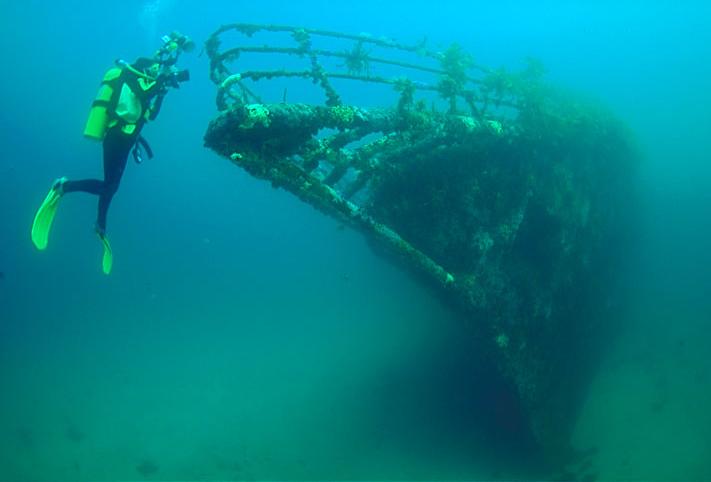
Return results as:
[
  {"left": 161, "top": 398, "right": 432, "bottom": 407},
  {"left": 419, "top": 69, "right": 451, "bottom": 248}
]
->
[
  {"left": 62, "top": 62, "right": 166, "bottom": 235},
  {"left": 62, "top": 126, "right": 138, "bottom": 234}
]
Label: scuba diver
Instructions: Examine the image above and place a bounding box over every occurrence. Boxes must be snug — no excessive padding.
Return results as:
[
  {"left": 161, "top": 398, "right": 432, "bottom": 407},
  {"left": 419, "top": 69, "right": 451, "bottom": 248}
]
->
[{"left": 31, "top": 32, "right": 194, "bottom": 274}]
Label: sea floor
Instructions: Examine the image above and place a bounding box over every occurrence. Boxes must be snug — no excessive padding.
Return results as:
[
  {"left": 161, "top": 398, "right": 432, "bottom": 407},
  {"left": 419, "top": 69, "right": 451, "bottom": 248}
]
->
[
  {"left": 571, "top": 296, "right": 711, "bottom": 480},
  {"left": 1, "top": 284, "right": 709, "bottom": 481}
]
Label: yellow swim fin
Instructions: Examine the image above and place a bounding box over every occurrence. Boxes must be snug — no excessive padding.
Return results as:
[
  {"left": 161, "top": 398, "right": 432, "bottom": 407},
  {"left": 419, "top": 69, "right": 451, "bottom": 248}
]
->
[
  {"left": 98, "top": 232, "right": 113, "bottom": 275},
  {"left": 31, "top": 177, "right": 67, "bottom": 250}
]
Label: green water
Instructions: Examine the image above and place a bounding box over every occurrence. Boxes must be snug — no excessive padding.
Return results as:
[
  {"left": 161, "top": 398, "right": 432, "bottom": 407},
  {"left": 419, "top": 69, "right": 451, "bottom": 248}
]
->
[{"left": 2, "top": 1, "right": 711, "bottom": 480}]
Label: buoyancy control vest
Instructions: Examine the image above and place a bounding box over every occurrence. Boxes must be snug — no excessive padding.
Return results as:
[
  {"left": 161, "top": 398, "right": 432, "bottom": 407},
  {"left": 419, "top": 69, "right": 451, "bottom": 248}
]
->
[{"left": 84, "top": 65, "right": 158, "bottom": 140}]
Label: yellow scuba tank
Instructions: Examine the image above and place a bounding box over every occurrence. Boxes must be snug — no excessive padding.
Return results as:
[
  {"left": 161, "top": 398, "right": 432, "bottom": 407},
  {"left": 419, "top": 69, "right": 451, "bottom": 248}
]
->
[{"left": 83, "top": 67, "right": 122, "bottom": 141}]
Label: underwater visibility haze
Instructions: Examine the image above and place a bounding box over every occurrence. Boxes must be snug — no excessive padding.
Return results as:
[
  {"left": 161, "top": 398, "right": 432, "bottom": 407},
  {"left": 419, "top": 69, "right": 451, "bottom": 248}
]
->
[{"left": 1, "top": 1, "right": 711, "bottom": 480}]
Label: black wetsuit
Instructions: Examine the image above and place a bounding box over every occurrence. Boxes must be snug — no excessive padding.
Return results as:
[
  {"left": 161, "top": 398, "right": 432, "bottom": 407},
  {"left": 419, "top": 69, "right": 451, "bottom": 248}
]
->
[
  {"left": 63, "top": 126, "right": 138, "bottom": 233},
  {"left": 63, "top": 68, "right": 165, "bottom": 234}
]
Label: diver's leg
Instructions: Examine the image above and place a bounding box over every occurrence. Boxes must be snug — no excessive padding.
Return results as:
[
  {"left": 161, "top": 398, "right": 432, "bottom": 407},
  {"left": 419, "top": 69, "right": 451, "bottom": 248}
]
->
[
  {"left": 96, "top": 129, "right": 133, "bottom": 234},
  {"left": 62, "top": 179, "right": 104, "bottom": 195}
]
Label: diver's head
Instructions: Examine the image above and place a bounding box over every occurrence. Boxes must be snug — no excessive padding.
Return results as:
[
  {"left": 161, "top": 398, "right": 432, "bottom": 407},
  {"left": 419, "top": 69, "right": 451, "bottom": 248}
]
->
[
  {"left": 156, "top": 31, "right": 195, "bottom": 62},
  {"left": 167, "top": 31, "right": 195, "bottom": 53}
]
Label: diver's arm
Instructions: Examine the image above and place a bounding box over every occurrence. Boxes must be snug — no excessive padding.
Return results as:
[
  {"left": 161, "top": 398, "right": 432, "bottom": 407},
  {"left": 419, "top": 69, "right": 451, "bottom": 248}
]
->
[{"left": 147, "top": 89, "right": 167, "bottom": 121}]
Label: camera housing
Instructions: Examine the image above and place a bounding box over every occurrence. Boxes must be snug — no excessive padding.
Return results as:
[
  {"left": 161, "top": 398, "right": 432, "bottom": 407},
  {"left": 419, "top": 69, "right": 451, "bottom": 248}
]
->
[
  {"left": 174, "top": 69, "right": 190, "bottom": 83},
  {"left": 161, "top": 68, "right": 190, "bottom": 89}
]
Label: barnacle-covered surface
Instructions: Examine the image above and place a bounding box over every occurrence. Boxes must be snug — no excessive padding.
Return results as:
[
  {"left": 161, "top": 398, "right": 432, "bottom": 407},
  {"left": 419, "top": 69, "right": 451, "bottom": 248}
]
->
[{"left": 204, "top": 23, "right": 639, "bottom": 460}]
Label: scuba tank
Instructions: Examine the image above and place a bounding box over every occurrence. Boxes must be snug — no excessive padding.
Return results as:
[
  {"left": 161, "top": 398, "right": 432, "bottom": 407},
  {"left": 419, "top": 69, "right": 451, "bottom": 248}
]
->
[{"left": 83, "top": 67, "right": 123, "bottom": 141}]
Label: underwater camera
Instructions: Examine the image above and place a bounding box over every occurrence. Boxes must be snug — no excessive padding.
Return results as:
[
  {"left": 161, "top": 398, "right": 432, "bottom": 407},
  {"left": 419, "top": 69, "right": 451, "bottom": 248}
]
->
[{"left": 161, "top": 67, "right": 190, "bottom": 89}]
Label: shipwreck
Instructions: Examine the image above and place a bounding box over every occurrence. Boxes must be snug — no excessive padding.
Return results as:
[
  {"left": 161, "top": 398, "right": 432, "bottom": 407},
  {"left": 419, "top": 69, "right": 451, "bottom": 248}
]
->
[{"left": 203, "top": 23, "right": 639, "bottom": 461}]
